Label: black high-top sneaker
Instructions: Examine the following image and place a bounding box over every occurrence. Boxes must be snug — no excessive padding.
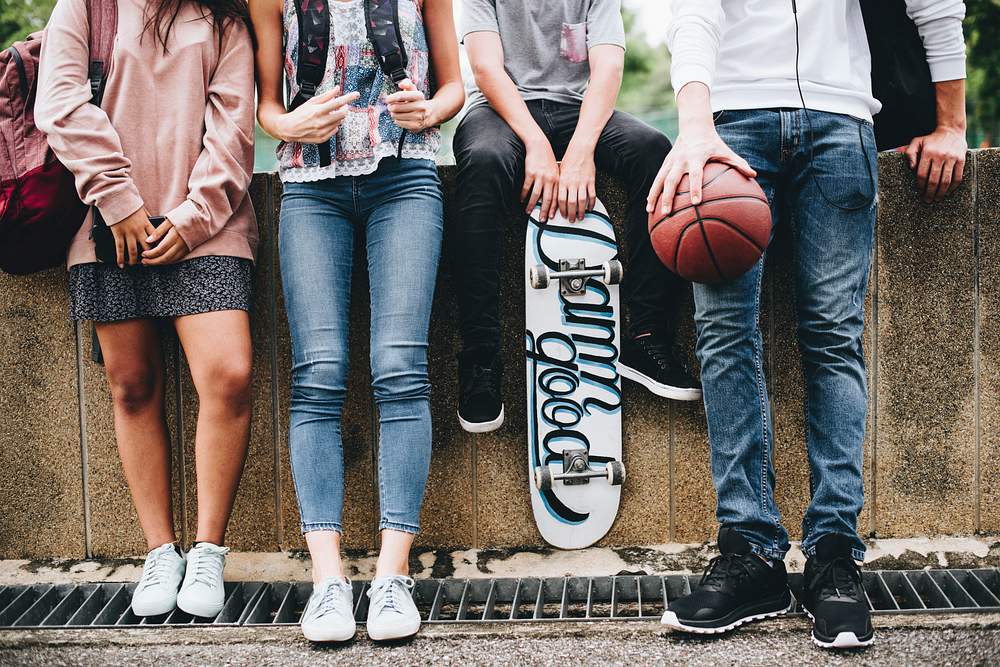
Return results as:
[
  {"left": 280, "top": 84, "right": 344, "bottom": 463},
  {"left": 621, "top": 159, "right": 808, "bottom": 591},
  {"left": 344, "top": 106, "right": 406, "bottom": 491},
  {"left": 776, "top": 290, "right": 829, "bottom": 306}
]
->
[
  {"left": 661, "top": 526, "right": 792, "bottom": 634},
  {"left": 619, "top": 332, "right": 702, "bottom": 401},
  {"left": 802, "top": 534, "right": 874, "bottom": 649},
  {"left": 457, "top": 349, "right": 504, "bottom": 433}
]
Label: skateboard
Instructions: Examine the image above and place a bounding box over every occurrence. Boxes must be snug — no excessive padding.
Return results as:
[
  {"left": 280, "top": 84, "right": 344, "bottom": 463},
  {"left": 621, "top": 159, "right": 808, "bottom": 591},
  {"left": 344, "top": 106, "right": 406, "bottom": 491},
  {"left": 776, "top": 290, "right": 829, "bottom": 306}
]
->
[{"left": 524, "top": 200, "right": 626, "bottom": 550}]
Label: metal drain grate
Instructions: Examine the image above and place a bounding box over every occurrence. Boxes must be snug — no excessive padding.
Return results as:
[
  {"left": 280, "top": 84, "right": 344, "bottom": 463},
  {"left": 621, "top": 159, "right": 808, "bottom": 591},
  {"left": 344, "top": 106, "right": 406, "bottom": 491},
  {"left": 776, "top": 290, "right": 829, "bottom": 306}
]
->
[{"left": 1, "top": 570, "right": 998, "bottom": 629}]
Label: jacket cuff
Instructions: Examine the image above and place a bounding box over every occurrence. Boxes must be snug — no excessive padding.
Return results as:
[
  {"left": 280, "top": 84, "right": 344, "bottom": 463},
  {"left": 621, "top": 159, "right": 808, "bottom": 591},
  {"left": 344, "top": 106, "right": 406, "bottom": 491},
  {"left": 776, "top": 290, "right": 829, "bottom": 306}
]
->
[
  {"left": 165, "top": 199, "right": 208, "bottom": 252},
  {"left": 96, "top": 188, "right": 144, "bottom": 226},
  {"left": 671, "top": 63, "right": 714, "bottom": 98},
  {"left": 928, "top": 56, "right": 967, "bottom": 83}
]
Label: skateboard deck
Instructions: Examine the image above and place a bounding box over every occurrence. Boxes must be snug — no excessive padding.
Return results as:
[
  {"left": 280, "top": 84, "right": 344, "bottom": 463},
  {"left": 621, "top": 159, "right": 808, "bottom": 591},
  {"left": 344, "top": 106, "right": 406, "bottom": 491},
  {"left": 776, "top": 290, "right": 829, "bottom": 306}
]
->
[{"left": 524, "top": 200, "right": 625, "bottom": 550}]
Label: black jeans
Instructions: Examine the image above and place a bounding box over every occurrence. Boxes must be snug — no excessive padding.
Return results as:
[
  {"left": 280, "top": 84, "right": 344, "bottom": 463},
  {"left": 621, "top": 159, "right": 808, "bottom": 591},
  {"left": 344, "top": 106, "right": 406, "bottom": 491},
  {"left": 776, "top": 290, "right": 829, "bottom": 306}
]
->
[{"left": 451, "top": 99, "right": 682, "bottom": 357}]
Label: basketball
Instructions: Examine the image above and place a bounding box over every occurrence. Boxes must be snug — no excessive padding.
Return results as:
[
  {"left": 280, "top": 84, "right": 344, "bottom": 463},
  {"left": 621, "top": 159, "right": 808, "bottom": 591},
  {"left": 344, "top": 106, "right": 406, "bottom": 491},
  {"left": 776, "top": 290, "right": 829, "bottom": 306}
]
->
[{"left": 648, "top": 162, "right": 772, "bottom": 284}]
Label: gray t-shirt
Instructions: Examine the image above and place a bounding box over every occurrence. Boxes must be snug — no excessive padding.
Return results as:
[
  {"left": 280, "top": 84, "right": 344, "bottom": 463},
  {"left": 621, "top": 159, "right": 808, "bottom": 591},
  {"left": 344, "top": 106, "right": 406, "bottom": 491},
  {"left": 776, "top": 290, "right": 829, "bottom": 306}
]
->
[{"left": 461, "top": 0, "right": 626, "bottom": 109}]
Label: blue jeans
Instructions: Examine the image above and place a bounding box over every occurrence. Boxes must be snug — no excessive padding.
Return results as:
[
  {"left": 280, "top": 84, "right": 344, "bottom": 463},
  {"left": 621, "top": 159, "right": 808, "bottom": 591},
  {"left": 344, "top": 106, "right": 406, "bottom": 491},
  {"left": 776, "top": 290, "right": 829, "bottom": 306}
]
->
[
  {"left": 696, "top": 109, "right": 877, "bottom": 561},
  {"left": 280, "top": 158, "right": 443, "bottom": 535}
]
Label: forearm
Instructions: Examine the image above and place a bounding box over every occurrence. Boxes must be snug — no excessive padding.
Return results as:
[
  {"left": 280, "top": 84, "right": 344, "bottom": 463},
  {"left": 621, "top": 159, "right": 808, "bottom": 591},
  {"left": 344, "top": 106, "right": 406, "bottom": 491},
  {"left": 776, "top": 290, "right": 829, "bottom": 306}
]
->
[
  {"left": 428, "top": 80, "right": 465, "bottom": 127},
  {"left": 676, "top": 82, "right": 715, "bottom": 135},
  {"left": 934, "top": 79, "right": 966, "bottom": 132},
  {"left": 568, "top": 54, "right": 623, "bottom": 153},
  {"left": 475, "top": 69, "right": 546, "bottom": 146},
  {"left": 257, "top": 98, "right": 289, "bottom": 142}
]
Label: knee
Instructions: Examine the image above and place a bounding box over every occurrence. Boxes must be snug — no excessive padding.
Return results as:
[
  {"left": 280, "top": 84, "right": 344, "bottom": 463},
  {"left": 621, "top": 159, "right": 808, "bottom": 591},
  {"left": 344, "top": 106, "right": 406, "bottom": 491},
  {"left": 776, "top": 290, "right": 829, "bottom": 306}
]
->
[
  {"left": 457, "top": 135, "right": 519, "bottom": 182},
  {"left": 197, "top": 358, "right": 253, "bottom": 410},
  {"left": 108, "top": 367, "right": 160, "bottom": 415},
  {"left": 371, "top": 347, "right": 429, "bottom": 403},
  {"left": 291, "top": 357, "right": 348, "bottom": 406}
]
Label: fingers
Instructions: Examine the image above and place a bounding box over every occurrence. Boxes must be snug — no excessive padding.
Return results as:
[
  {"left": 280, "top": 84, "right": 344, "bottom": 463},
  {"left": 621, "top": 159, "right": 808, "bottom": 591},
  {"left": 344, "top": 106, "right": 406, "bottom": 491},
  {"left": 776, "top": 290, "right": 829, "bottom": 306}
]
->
[
  {"left": 577, "top": 185, "right": 588, "bottom": 221},
  {"left": 689, "top": 162, "right": 705, "bottom": 206},
  {"left": 905, "top": 137, "right": 923, "bottom": 171},
  {"left": 647, "top": 162, "right": 668, "bottom": 214},
  {"left": 146, "top": 220, "right": 171, "bottom": 245},
  {"left": 398, "top": 78, "right": 417, "bottom": 91},
  {"left": 932, "top": 160, "right": 954, "bottom": 202},
  {"left": 587, "top": 181, "right": 597, "bottom": 214},
  {"left": 659, "top": 168, "right": 683, "bottom": 215},
  {"left": 525, "top": 177, "right": 544, "bottom": 217},
  {"left": 115, "top": 233, "right": 125, "bottom": 269},
  {"left": 142, "top": 230, "right": 177, "bottom": 260},
  {"left": 947, "top": 156, "right": 966, "bottom": 196},
  {"left": 540, "top": 178, "right": 556, "bottom": 223},
  {"left": 385, "top": 90, "right": 426, "bottom": 105},
  {"left": 143, "top": 244, "right": 185, "bottom": 266},
  {"left": 520, "top": 173, "right": 534, "bottom": 206},
  {"left": 915, "top": 150, "right": 932, "bottom": 195},
  {"left": 315, "top": 90, "right": 360, "bottom": 114},
  {"left": 306, "top": 86, "right": 341, "bottom": 107},
  {"left": 557, "top": 182, "right": 569, "bottom": 220},
  {"left": 719, "top": 151, "right": 757, "bottom": 179}
]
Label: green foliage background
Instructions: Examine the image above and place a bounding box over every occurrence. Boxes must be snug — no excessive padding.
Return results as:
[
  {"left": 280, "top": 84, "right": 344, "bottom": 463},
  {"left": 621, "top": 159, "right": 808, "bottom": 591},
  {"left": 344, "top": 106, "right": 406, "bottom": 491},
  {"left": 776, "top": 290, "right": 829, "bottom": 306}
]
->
[{"left": 2, "top": 0, "right": 996, "bottom": 164}]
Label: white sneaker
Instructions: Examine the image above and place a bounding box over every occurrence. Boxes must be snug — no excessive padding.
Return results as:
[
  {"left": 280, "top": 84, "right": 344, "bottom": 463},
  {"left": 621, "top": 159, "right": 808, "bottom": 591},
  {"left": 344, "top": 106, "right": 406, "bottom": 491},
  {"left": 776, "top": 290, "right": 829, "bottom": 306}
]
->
[
  {"left": 366, "top": 575, "right": 420, "bottom": 641},
  {"left": 301, "top": 577, "right": 357, "bottom": 642},
  {"left": 176, "top": 542, "right": 229, "bottom": 617},
  {"left": 131, "top": 543, "right": 186, "bottom": 616}
]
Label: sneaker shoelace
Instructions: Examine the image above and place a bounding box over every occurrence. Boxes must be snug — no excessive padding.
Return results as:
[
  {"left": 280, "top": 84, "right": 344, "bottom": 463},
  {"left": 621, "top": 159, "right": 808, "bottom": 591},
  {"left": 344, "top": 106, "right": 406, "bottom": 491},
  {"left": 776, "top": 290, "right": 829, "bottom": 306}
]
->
[
  {"left": 189, "top": 546, "right": 227, "bottom": 588},
  {"left": 468, "top": 365, "right": 500, "bottom": 401},
  {"left": 139, "top": 546, "right": 177, "bottom": 590},
  {"left": 699, "top": 553, "right": 757, "bottom": 589},
  {"left": 809, "top": 556, "right": 862, "bottom": 599},
  {"left": 316, "top": 580, "right": 349, "bottom": 618},
  {"left": 371, "top": 576, "right": 413, "bottom": 616},
  {"left": 634, "top": 338, "right": 674, "bottom": 373}
]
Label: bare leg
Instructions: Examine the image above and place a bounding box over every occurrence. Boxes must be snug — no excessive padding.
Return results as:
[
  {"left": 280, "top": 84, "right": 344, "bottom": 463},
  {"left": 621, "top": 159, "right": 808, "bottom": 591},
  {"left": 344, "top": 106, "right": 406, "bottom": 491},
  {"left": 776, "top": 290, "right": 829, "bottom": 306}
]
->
[
  {"left": 174, "top": 310, "right": 253, "bottom": 546},
  {"left": 305, "top": 531, "right": 345, "bottom": 582},
  {"left": 96, "top": 319, "right": 174, "bottom": 550},
  {"left": 375, "top": 530, "right": 415, "bottom": 578}
]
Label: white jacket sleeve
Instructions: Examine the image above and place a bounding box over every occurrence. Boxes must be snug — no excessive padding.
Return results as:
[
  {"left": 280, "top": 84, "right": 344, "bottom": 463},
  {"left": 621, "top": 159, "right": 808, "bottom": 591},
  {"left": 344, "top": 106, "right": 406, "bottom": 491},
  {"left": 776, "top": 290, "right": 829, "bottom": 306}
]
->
[
  {"left": 905, "top": 0, "right": 967, "bottom": 81},
  {"left": 667, "top": 0, "right": 725, "bottom": 96}
]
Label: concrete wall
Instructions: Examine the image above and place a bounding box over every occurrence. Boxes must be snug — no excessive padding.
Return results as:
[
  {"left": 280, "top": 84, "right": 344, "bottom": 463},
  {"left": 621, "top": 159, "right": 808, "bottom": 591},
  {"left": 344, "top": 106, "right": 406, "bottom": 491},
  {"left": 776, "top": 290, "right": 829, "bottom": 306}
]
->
[{"left": 1, "top": 150, "right": 998, "bottom": 559}]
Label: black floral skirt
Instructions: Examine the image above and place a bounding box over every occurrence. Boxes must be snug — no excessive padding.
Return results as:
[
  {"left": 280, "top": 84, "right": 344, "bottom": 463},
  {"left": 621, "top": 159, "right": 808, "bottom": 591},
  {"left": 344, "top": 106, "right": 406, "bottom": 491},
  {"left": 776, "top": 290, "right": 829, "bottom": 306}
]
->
[{"left": 69, "top": 256, "right": 253, "bottom": 322}]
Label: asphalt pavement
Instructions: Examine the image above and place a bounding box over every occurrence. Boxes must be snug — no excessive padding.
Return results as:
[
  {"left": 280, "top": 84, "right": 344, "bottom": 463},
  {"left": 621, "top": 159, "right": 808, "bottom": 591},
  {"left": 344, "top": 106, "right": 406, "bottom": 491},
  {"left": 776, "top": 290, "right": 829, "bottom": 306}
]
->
[{"left": 1, "top": 615, "right": 999, "bottom": 666}]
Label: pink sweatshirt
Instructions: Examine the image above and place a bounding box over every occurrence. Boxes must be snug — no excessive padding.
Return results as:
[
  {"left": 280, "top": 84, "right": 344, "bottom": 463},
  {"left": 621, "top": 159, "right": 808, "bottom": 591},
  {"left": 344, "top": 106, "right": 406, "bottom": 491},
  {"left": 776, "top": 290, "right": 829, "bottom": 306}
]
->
[{"left": 35, "top": 0, "right": 258, "bottom": 268}]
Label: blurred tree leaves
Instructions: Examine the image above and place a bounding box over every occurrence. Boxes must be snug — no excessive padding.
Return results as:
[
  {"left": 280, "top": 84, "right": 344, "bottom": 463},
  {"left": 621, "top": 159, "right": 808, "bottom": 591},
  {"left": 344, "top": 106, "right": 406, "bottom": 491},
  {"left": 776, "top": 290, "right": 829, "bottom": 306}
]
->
[{"left": 0, "top": 0, "right": 56, "bottom": 48}]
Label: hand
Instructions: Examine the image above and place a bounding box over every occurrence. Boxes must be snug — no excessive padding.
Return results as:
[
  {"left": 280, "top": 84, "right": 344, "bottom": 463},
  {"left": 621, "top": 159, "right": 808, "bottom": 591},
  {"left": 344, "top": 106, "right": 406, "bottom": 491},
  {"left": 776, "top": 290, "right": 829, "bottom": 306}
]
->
[
  {"left": 647, "top": 124, "right": 756, "bottom": 216},
  {"left": 521, "top": 137, "right": 560, "bottom": 222},
  {"left": 386, "top": 79, "right": 437, "bottom": 132},
  {"left": 277, "top": 87, "right": 361, "bottom": 144},
  {"left": 110, "top": 208, "right": 156, "bottom": 269},
  {"left": 558, "top": 145, "right": 596, "bottom": 222},
  {"left": 905, "top": 125, "right": 967, "bottom": 203},
  {"left": 142, "top": 219, "right": 190, "bottom": 266}
]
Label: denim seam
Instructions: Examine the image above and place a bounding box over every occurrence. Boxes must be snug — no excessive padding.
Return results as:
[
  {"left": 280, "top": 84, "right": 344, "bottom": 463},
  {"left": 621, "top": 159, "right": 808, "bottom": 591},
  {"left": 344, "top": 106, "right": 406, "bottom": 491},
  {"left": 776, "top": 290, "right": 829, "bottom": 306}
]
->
[
  {"left": 752, "top": 258, "right": 780, "bottom": 555},
  {"left": 301, "top": 521, "right": 343, "bottom": 535},
  {"left": 379, "top": 520, "right": 420, "bottom": 535}
]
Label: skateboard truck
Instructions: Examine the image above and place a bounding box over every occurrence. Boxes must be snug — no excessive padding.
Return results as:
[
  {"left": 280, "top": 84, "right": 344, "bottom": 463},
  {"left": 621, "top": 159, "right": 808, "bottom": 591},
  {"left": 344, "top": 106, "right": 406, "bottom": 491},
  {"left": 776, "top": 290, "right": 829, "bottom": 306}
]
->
[
  {"left": 534, "top": 448, "right": 626, "bottom": 491},
  {"left": 529, "top": 259, "right": 624, "bottom": 295}
]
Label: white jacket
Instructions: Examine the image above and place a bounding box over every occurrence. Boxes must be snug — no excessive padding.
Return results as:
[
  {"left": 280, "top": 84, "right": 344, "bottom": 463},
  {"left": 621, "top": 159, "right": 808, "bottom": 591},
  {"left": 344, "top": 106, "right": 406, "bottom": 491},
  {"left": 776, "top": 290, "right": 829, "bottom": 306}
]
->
[{"left": 668, "top": 0, "right": 967, "bottom": 122}]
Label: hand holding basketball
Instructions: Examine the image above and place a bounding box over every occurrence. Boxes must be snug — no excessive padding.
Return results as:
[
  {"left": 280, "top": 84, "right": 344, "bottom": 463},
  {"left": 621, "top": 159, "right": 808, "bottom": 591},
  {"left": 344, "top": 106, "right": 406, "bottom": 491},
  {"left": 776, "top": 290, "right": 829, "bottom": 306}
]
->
[{"left": 648, "top": 162, "right": 771, "bottom": 284}]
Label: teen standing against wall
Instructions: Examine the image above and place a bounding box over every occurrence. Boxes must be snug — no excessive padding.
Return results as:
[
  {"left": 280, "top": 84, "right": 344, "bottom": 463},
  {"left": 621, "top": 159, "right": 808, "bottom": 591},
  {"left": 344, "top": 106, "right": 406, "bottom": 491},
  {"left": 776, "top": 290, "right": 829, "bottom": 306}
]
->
[
  {"left": 36, "top": 0, "right": 258, "bottom": 618},
  {"left": 251, "top": 0, "right": 463, "bottom": 643}
]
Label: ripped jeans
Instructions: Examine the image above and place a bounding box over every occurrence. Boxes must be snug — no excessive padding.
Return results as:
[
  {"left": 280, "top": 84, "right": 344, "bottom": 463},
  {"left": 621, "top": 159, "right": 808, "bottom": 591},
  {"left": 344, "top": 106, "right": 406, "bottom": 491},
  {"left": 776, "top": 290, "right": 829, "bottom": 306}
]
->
[
  {"left": 280, "top": 158, "right": 443, "bottom": 535},
  {"left": 694, "top": 109, "right": 877, "bottom": 561}
]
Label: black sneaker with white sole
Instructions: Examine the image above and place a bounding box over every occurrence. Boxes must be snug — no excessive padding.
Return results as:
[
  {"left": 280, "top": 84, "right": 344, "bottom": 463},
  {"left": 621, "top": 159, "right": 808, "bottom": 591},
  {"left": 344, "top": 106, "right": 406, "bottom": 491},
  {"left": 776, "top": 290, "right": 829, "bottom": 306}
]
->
[
  {"left": 802, "top": 533, "right": 875, "bottom": 649},
  {"left": 661, "top": 526, "right": 791, "bottom": 634},
  {"left": 619, "top": 333, "right": 702, "bottom": 401},
  {"left": 457, "top": 349, "right": 504, "bottom": 433}
]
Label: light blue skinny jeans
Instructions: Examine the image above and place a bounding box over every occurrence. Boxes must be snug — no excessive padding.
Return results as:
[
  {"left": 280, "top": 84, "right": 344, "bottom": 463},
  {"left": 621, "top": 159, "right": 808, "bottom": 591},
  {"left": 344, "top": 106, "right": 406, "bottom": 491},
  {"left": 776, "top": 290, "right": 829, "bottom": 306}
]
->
[{"left": 280, "top": 157, "right": 442, "bottom": 535}]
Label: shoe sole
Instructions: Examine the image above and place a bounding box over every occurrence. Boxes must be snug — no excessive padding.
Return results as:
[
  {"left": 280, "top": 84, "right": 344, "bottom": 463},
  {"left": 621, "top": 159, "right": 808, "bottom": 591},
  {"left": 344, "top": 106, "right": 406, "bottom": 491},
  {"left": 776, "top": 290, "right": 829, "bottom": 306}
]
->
[
  {"left": 130, "top": 601, "right": 176, "bottom": 617},
  {"left": 660, "top": 607, "right": 789, "bottom": 635},
  {"left": 302, "top": 625, "right": 357, "bottom": 643},
  {"left": 458, "top": 405, "right": 505, "bottom": 433},
  {"left": 619, "top": 365, "right": 702, "bottom": 402},
  {"left": 803, "top": 608, "right": 875, "bottom": 649},
  {"left": 367, "top": 620, "right": 421, "bottom": 641},
  {"left": 176, "top": 596, "right": 224, "bottom": 619}
]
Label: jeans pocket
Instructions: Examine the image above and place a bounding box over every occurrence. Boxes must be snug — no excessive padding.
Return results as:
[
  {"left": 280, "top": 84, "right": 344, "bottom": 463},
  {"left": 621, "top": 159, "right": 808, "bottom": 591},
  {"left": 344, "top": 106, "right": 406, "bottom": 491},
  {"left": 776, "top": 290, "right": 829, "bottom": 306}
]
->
[
  {"left": 560, "top": 22, "right": 588, "bottom": 63},
  {"left": 810, "top": 118, "right": 877, "bottom": 211}
]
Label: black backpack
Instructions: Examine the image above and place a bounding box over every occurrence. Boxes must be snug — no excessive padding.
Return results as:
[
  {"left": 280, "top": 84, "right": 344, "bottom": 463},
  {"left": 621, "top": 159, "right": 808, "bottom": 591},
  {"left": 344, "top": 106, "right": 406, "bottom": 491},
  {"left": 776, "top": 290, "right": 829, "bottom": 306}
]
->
[
  {"left": 289, "top": 0, "right": 409, "bottom": 166},
  {"left": 860, "top": 0, "right": 938, "bottom": 151}
]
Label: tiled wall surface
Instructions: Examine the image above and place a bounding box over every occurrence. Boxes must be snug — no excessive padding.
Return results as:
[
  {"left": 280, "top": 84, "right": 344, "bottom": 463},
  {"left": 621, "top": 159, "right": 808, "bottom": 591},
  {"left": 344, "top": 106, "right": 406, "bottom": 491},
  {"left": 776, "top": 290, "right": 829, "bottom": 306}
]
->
[{"left": 2, "top": 151, "right": 997, "bottom": 558}]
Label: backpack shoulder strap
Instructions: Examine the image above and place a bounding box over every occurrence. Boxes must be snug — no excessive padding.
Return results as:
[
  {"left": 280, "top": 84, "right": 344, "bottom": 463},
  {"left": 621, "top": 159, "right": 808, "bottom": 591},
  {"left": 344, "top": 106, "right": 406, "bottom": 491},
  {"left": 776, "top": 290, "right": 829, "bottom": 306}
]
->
[
  {"left": 290, "top": 0, "right": 330, "bottom": 110},
  {"left": 365, "top": 0, "right": 407, "bottom": 84},
  {"left": 86, "top": 0, "right": 118, "bottom": 106}
]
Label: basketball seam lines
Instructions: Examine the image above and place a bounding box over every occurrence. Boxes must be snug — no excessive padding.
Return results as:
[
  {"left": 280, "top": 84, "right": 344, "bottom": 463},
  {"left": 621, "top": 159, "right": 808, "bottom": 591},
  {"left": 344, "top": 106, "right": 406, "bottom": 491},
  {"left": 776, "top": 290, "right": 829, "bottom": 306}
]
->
[
  {"left": 674, "top": 164, "right": 734, "bottom": 195},
  {"left": 650, "top": 195, "right": 770, "bottom": 236},
  {"left": 693, "top": 203, "right": 726, "bottom": 282}
]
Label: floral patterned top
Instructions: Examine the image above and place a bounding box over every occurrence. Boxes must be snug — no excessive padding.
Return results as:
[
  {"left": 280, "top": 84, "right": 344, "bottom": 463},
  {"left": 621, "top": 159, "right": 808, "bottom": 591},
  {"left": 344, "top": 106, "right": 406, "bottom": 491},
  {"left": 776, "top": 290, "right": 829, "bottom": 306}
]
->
[{"left": 279, "top": 0, "right": 440, "bottom": 182}]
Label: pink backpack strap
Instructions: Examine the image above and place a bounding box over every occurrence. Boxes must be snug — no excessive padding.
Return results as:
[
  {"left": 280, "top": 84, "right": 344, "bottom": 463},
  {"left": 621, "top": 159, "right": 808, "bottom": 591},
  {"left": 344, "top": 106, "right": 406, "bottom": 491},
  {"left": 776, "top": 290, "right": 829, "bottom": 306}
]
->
[{"left": 85, "top": 0, "right": 118, "bottom": 105}]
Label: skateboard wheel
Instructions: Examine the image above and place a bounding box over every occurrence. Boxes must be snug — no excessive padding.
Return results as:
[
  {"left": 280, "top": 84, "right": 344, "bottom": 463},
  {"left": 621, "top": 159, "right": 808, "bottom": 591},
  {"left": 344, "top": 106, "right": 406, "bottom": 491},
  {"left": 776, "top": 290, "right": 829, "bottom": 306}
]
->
[
  {"left": 534, "top": 466, "right": 553, "bottom": 491},
  {"left": 606, "top": 461, "right": 626, "bottom": 486},
  {"left": 529, "top": 264, "right": 549, "bottom": 289},
  {"left": 603, "top": 260, "right": 624, "bottom": 285}
]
